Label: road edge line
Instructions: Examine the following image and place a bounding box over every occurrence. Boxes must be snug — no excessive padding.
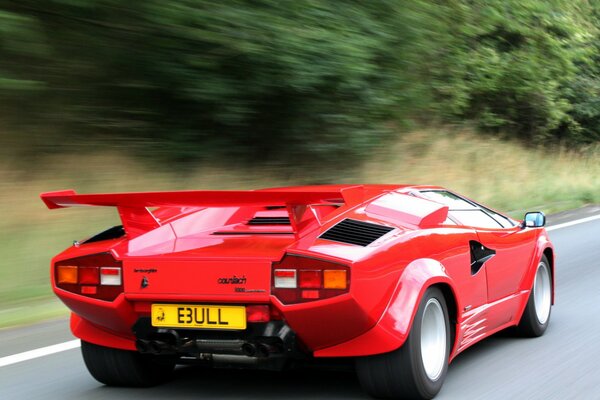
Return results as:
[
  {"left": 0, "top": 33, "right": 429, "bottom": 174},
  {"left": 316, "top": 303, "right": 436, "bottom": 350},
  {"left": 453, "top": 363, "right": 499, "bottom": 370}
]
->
[
  {"left": 0, "top": 339, "right": 80, "bottom": 368},
  {"left": 546, "top": 214, "right": 600, "bottom": 232}
]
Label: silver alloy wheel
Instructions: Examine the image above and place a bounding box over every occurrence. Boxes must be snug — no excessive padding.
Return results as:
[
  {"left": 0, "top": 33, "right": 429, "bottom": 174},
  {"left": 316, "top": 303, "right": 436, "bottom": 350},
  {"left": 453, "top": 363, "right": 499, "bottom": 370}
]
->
[
  {"left": 533, "top": 261, "right": 552, "bottom": 325},
  {"left": 420, "top": 298, "right": 446, "bottom": 381}
]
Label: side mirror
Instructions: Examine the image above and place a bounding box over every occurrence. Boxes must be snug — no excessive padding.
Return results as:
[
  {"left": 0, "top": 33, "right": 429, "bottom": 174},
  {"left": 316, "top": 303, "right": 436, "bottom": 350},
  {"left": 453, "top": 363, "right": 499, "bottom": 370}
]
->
[{"left": 522, "top": 211, "right": 546, "bottom": 228}]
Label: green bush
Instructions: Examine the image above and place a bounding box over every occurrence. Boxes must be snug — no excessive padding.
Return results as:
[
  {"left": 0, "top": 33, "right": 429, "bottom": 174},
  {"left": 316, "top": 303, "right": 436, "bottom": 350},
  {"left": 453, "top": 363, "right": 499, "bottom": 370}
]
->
[
  {"left": 0, "top": 1, "right": 598, "bottom": 163},
  {"left": 430, "top": 0, "right": 595, "bottom": 143}
]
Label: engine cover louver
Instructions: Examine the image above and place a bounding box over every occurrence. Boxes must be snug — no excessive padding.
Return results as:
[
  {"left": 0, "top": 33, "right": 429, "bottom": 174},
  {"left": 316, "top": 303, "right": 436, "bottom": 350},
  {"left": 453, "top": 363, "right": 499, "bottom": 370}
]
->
[
  {"left": 247, "top": 216, "right": 291, "bottom": 225},
  {"left": 319, "top": 219, "right": 394, "bottom": 246}
]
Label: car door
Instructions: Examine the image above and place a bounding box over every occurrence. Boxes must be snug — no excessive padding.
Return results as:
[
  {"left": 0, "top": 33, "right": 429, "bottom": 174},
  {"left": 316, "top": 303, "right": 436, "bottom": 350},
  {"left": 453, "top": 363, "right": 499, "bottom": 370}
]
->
[
  {"left": 475, "top": 224, "right": 537, "bottom": 303},
  {"left": 449, "top": 205, "right": 536, "bottom": 303},
  {"left": 446, "top": 206, "right": 535, "bottom": 334}
]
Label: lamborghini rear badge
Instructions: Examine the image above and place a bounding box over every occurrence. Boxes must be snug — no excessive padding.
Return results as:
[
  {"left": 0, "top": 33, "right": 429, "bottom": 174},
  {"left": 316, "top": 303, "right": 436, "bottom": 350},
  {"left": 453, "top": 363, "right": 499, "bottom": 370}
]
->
[{"left": 217, "top": 275, "right": 247, "bottom": 285}]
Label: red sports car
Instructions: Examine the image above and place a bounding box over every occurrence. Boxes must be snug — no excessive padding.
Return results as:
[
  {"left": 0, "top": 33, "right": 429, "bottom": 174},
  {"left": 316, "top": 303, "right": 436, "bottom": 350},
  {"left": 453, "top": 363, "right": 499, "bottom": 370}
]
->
[{"left": 41, "top": 185, "right": 554, "bottom": 399}]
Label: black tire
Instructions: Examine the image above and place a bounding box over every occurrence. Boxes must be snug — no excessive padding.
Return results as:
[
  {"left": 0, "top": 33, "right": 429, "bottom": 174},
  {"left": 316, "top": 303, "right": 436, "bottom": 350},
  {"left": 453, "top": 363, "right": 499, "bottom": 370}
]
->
[
  {"left": 356, "top": 287, "right": 451, "bottom": 400},
  {"left": 81, "top": 341, "right": 176, "bottom": 387},
  {"left": 517, "top": 255, "right": 552, "bottom": 337}
]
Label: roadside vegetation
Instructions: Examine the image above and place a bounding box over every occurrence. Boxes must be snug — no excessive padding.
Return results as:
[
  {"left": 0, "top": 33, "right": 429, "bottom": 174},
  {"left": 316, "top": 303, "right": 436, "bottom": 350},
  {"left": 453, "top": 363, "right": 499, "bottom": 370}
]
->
[
  {"left": 1, "top": 128, "right": 598, "bottom": 328},
  {"left": 2, "top": 1, "right": 600, "bottom": 164}
]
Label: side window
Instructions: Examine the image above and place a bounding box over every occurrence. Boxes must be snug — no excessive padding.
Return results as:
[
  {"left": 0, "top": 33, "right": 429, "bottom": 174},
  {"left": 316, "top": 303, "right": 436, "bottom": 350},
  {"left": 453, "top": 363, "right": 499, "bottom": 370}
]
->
[
  {"left": 419, "top": 189, "right": 513, "bottom": 229},
  {"left": 419, "top": 191, "right": 477, "bottom": 210},
  {"left": 479, "top": 205, "right": 515, "bottom": 228},
  {"left": 449, "top": 210, "right": 503, "bottom": 229},
  {"left": 442, "top": 216, "right": 457, "bottom": 225}
]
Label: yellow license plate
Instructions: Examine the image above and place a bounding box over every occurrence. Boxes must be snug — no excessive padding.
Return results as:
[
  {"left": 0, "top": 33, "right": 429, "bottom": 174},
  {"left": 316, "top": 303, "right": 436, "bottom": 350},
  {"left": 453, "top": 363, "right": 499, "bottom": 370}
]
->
[{"left": 151, "top": 304, "right": 246, "bottom": 330}]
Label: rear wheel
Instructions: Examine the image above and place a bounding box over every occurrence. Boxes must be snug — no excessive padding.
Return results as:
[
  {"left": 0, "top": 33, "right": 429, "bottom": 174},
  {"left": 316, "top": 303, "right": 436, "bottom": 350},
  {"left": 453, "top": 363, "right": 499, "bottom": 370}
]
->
[
  {"left": 81, "top": 341, "right": 176, "bottom": 387},
  {"left": 356, "top": 287, "right": 451, "bottom": 399},
  {"left": 517, "top": 255, "right": 552, "bottom": 337}
]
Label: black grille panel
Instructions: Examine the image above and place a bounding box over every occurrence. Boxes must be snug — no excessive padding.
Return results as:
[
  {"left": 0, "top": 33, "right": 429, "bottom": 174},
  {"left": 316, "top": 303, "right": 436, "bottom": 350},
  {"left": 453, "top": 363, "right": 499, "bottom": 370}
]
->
[
  {"left": 248, "top": 216, "right": 291, "bottom": 225},
  {"left": 319, "top": 219, "right": 394, "bottom": 246}
]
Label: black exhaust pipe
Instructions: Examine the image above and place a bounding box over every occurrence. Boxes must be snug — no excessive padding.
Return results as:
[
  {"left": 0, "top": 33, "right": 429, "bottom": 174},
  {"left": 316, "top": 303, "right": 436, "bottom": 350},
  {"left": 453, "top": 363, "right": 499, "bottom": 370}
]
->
[
  {"left": 241, "top": 342, "right": 257, "bottom": 357},
  {"left": 257, "top": 343, "right": 281, "bottom": 357},
  {"left": 148, "top": 341, "right": 162, "bottom": 354},
  {"left": 257, "top": 344, "right": 268, "bottom": 358}
]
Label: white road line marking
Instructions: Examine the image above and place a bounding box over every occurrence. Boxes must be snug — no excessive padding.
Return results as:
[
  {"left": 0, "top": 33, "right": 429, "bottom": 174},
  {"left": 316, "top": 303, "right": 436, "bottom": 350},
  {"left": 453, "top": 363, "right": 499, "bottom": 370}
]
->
[
  {"left": 546, "top": 214, "right": 600, "bottom": 232},
  {"left": 0, "top": 339, "right": 80, "bottom": 368}
]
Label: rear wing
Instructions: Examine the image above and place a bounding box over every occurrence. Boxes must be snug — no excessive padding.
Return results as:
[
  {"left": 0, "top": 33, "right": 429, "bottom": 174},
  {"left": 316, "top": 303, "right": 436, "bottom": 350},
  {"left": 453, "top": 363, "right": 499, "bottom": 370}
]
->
[{"left": 41, "top": 186, "right": 383, "bottom": 238}]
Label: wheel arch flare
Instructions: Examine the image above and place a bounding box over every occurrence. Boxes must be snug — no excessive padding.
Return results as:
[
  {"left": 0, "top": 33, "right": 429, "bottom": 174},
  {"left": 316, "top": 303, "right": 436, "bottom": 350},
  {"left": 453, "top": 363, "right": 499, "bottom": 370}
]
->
[{"left": 315, "top": 258, "right": 460, "bottom": 357}]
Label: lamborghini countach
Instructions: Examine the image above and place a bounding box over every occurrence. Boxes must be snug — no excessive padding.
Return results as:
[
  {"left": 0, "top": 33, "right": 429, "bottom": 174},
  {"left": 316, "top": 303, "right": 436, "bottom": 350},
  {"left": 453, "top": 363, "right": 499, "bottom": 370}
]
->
[{"left": 41, "top": 185, "right": 553, "bottom": 399}]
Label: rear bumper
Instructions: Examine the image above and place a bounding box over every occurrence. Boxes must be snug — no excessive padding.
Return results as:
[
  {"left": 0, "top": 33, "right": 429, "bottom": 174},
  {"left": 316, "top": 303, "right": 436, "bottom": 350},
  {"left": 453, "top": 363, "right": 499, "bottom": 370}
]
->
[{"left": 60, "top": 287, "right": 377, "bottom": 356}]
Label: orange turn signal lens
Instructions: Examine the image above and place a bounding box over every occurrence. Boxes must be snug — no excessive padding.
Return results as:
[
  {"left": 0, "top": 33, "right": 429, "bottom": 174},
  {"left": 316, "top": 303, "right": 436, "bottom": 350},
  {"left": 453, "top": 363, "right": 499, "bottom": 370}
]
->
[
  {"left": 57, "top": 265, "right": 78, "bottom": 284},
  {"left": 323, "top": 270, "right": 347, "bottom": 289}
]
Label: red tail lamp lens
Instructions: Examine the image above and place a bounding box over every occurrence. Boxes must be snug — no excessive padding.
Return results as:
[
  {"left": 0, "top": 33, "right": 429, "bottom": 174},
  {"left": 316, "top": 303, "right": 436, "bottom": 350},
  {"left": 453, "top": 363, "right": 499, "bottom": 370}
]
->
[
  {"left": 80, "top": 286, "right": 97, "bottom": 295},
  {"left": 272, "top": 255, "right": 350, "bottom": 304},
  {"left": 299, "top": 270, "right": 321, "bottom": 288},
  {"left": 246, "top": 305, "right": 270, "bottom": 323},
  {"left": 78, "top": 267, "right": 100, "bottom": 285},
  {"left": 301, "top": 290, "right": 320, "bottom": 299},
  {"left": 54, "top": 253, "right": 123, "bottom": 301}
]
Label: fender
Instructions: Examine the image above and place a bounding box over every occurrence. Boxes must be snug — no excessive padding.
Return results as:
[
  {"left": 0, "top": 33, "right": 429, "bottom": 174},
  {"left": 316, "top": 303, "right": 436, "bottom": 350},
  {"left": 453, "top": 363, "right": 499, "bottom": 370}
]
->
[
  {"left": 71, "top": 313, "right": 136, "bottom": 351},
  {"left": 512, "top": 229, "right": 555, "bottom": 323},
  {"left": 535, "top": 230, "right": 555, "bottom": 303},
  {"left": 315, "top": 258, "right": 459, "bottom": 357}
]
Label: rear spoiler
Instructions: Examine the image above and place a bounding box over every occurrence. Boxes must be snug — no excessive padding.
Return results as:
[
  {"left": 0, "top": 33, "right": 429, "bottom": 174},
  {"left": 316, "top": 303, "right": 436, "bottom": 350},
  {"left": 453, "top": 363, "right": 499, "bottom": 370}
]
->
[{"left": 41, "top": 186, "right": 382, "bottom": 238}]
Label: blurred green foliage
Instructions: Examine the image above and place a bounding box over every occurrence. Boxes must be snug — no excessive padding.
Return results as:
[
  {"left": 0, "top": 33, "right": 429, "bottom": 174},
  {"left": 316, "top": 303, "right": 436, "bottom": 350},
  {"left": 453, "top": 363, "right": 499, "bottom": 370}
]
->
[{"left": 0, "top": 0, "right": 599, "bottom": 163}]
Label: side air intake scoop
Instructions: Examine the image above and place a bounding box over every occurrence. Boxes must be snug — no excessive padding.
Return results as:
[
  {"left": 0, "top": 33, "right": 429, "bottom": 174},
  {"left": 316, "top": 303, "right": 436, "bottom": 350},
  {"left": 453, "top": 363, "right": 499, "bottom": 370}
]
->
[{"left": 365, "top": 192, "right": 448, "bottom": 228}]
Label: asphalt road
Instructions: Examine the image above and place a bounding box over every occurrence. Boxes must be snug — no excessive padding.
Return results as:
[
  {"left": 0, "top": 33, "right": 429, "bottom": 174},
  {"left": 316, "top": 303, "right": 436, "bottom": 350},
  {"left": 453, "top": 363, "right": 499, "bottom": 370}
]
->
[{"left": 1, "top": 206, "right": 599, "bottom": 400}]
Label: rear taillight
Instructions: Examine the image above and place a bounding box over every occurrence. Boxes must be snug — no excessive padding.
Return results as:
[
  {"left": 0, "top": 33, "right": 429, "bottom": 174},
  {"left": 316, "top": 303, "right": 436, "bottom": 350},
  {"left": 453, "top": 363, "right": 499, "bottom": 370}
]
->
[
  {"left": 273, "top": 269, "right": 296, "bottom": 288},
  {"left": 246, "top": 305, "right": 270, "bottom": 323},
  {"left": 54, "top": 253, "right": 123, "bottom": 301},
  {"left": 272, "top": 255, "right": 350, "bottom": 304}
]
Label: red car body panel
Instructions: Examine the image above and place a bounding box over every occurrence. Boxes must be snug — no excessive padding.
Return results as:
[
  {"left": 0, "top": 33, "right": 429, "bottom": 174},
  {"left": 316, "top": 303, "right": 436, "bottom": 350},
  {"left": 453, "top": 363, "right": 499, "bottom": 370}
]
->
[{"left": 42, "top": 184, "right": 554, "bottom": 362}]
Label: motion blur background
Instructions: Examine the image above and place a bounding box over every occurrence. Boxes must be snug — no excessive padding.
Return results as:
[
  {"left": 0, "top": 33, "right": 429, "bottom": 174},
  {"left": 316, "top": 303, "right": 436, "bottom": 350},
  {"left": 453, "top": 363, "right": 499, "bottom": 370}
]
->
[{"left": 0, "top": 1, "right": 598, "bottom": 326}]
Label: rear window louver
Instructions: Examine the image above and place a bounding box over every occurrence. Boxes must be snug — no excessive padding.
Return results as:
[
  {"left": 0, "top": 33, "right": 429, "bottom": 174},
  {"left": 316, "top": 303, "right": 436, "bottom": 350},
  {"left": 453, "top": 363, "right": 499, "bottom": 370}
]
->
[
  {"left": 319, "top": 219, "right": 394, "bottom": 246},
  {"left": 247, "top": 216, "right": 291, "bottom": 225}
]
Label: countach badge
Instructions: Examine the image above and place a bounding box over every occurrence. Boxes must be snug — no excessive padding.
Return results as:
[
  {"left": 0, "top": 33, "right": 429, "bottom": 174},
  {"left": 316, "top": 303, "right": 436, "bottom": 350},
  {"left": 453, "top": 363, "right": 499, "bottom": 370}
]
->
[{"left": 217, "top": 275, "right": 247, "bottom": 285}]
